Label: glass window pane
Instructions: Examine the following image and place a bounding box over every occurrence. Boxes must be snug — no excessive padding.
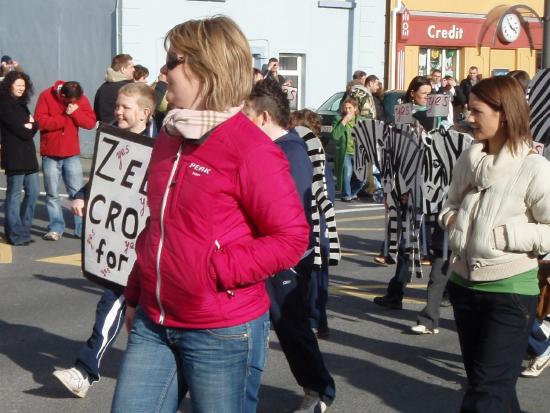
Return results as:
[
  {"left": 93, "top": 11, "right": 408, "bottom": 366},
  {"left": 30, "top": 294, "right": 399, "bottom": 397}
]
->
[
  {"left": 418, "top": 48, "right": 428, "bottom": 76},
  {"left": 444, "top": 49, "right": 458, "bottom": 79},
  {"left": 430, "top": 48, "right": 442, "bottom": 73},
  {"left": 279, "top": 56, "right": 297, "bottom": 71}
]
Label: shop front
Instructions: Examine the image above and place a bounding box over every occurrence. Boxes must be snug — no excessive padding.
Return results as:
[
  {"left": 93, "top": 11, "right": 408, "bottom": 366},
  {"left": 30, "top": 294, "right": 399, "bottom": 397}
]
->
[{"left": 391, "top": 3, "right": 543, "bottom": 90}]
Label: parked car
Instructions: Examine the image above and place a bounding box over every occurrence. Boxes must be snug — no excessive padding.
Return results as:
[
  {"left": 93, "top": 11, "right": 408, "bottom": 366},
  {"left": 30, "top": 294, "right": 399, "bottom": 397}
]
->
[{"left": 315, "top": 90, "right": 405, "bottom": 161}]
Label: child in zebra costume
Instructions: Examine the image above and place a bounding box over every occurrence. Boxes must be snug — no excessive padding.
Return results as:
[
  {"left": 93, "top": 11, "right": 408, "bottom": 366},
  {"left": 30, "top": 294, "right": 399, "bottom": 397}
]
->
[{"left": 291, "top": 109, "right": 341, "bottom": 338}]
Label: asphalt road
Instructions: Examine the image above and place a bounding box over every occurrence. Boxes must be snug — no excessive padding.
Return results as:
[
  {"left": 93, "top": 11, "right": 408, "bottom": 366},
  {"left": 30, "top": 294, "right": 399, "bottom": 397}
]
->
[{"left": 0, "top": 160, "right": 548, "bottom": 413}]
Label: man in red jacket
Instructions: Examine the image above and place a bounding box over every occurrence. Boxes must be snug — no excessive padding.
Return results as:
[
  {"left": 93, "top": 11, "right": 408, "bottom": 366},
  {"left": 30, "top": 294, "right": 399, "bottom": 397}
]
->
[{"left": 35, "top": 80, "right": 96, "bottom": 240}]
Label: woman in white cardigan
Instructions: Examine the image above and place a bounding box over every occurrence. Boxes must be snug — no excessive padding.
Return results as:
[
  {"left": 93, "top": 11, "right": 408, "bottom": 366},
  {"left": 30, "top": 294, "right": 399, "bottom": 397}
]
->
[{"left": 439, "top": 76, "right": 550, "bottom": 413}]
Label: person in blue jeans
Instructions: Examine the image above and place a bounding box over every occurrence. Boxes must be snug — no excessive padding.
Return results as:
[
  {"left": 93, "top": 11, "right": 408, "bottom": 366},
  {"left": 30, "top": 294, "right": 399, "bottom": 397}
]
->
[
  {"left": 35, "top": 80, "right": 97, "bottom": 240},
  {"left": 52, "top": 82, "right": 157, "bottom": 398},
  {"left": 0, "top": 71, "right": 39, "bottom": 246}
]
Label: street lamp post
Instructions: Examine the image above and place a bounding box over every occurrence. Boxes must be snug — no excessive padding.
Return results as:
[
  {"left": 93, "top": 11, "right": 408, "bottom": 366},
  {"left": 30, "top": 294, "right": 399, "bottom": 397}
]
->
[{"left": 544, "top": 0, "right": 550, "bottom": 68}]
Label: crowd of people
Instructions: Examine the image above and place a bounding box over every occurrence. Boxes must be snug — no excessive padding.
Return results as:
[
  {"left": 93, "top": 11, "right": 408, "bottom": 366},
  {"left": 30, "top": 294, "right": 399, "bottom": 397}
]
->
[{"left": 1, "top": 13, "right": 549, "bottom": 413}]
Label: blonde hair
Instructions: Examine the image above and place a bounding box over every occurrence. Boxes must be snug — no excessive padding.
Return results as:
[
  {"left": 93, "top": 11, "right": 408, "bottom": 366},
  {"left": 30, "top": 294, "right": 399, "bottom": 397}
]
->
[
  {"left": 165, "top": 15, "right": 253, "bottom": 111},
  {"left": 118, "top": 83, "right": 155, "bottom": 118}
]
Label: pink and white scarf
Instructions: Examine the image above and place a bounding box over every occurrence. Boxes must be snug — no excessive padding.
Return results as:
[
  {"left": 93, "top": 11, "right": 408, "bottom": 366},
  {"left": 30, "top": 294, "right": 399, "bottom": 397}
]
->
[{"left": 162, "top": 106, "right": 241, "bottom": 140}]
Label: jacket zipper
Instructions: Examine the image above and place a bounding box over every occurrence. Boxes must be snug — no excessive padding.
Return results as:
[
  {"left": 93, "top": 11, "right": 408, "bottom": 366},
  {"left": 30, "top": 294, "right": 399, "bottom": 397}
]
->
[{"left": 156, "top": 144, "right": 184, "bottom": 324}]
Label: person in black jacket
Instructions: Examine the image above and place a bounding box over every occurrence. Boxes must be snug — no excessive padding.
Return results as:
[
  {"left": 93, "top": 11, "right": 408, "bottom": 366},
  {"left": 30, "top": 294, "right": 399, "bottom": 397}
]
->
[
  {"left": 244, "top": 80, "right": 336, "bottom": 413},
  {"left": 93, "top": 54, "right": 134, "bottom": 124},
  {"left": 0, "top": 71, "right": 39, "bottom": 245}
]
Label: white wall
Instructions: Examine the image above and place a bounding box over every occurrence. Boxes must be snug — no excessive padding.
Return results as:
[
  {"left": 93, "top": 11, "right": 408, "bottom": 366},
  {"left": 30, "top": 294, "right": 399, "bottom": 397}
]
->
[{"left": 121, "top": 0, "right": 385, "bottom": 108}]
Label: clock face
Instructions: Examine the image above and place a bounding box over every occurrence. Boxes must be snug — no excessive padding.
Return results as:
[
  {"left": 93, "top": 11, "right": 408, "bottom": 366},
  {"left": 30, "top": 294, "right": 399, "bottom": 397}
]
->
[{"left": 499, "top": 13, "right": 521, "bottom": 43}]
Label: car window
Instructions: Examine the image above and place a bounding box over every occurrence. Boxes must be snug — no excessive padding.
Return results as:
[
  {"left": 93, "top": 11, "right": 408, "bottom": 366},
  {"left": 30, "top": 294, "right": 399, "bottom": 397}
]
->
[{"left": 317, "top": 92, "right": 344, "bottom": 113}]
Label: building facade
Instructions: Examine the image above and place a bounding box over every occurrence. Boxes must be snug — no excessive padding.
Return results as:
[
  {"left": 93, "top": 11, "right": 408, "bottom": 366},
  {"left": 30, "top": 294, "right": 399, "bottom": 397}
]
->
[
  {"left": 387, "top": 0, "right": 545, "bottom": 90},
  {"left": 119, "top": 0, "right": 386, "bottom": 109}
]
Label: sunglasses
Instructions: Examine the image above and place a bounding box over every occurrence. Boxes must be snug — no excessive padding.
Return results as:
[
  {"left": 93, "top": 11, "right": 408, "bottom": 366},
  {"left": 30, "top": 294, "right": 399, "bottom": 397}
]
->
[{"left": 166, "top": 53, "right": 185, "bottom": 71}]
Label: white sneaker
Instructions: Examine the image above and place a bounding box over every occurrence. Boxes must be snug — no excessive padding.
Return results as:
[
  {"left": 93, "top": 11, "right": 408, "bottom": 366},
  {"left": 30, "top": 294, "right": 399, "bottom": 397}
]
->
[
  {"left": 53, "top": 367, "right": 91, "bottom": 398},
  {"left": 521, "top": 354, "right": 550, "bottom": 378},
  {"left": 43, "top": 231, "right": 62, "bottom": 241},
  {"left": 411, "top": 324, "right": 439, "bottom": 335},
  {"left": 294, "top": 388, "right": 328, "bottom": 413}
]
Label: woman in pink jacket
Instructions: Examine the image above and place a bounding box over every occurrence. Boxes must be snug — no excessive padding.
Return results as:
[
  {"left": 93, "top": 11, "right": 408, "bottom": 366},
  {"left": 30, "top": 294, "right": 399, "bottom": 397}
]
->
[{"left": 111, "top": 16, "right": 309, "bottom": 413}]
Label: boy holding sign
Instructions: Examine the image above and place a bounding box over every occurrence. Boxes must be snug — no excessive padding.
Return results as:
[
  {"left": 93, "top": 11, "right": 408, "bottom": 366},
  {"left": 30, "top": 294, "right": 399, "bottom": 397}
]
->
[{"left": 52, "top": 83, "right": 156, "bottom": 398}]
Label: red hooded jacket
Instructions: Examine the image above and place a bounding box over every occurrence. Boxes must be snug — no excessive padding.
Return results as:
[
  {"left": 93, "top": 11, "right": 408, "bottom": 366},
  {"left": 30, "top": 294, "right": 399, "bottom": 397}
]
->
[
  {"left": 34, "top": 80, "right": 96, "bottom": 157},
  {"left": 125, "top": 112, "right": 310, "bottom": 329}
]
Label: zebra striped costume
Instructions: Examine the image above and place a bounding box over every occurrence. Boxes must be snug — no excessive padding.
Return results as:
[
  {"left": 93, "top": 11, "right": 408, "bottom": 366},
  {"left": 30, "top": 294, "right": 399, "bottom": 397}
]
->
[
  {"left": 294, "top": 126, "right": 341, "bottom": 268},
  {"left": 527, "top": 69, "right": 550, "bottom": 160},
  {"left": 353, "top": 120, "right": 472, "bottom": 278}
]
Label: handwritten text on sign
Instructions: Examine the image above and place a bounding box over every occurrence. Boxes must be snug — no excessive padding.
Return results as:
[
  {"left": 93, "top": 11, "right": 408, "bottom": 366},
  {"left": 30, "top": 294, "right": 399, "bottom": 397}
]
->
[
  {"left": 282, "top": 85, "right": 298, "bottom": 110},
  {"left": 83, "top": 127, "right": 153, "bottom": 287},
  {"left": 394, "top": 103, "right": 413, "bottom": 125},
  {"left": 427, "top": 94, "right": 450, "bottom": 117}
]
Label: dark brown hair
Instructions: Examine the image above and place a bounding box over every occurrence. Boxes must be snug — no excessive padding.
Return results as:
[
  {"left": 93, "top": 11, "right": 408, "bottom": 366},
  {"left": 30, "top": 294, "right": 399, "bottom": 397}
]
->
[
  {"left": 0, "top": 70, "right": 33, "bottom": 103},
  {"left": 133, "top": 64, "right": 149, "bottom": 81},
  {"left": 289, "top": 109, "right": 322, "bottom": 137},
  {"left": 507, "top": 70, "right": 530, "bottom": 93},
  {"left": 404, "top": 76, "right": 431, "bottom": 103},
  {"left": 339, "top": 96, "right": 358, "bottom": 116},
  {"left": 246, "top": 79, "right": 290, "bottom": 128},
  {"left": 470, "top": 76, "right": 532, "bottom": 154}
]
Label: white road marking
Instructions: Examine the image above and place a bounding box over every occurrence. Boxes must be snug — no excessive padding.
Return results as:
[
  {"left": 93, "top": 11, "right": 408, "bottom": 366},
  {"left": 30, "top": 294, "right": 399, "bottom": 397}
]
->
[{"left": 0, "top": 187, "right": 69, "bottom": 198}]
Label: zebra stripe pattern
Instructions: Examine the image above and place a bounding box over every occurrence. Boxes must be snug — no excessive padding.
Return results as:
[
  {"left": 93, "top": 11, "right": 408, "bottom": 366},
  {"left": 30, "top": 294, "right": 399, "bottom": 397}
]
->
[
  {"left": 353, "top": 119, "right": 472, "bottom": 278},
  {"left": 294, "top": 126, "right": 341, "bottom": 268},
  {"left": 527, "top": 69, "right": 550, "bottom": 147}
]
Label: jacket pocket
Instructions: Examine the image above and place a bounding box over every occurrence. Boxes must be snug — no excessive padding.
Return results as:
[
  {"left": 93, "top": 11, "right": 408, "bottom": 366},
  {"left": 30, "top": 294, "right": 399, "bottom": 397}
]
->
[{"left": 205, "top": 241, "right": 221, "bottom": 292}]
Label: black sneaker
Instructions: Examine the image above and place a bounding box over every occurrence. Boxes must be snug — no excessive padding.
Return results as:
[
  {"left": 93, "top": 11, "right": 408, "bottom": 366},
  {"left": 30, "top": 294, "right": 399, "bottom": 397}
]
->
[
  {"left": 373, "top": 295, "right": 403, "bottom": 310},
  {"left": 316, "top": 326, "right": 330, "bottom": 339}
]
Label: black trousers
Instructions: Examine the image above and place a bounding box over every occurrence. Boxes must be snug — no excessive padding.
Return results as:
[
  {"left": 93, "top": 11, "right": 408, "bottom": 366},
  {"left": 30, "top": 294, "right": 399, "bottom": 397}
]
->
[
  {"left": 266, "top": 257, "right": 336, "bottom": 405},
  {"left": 448, "top": 282, "right": 538, "bottom": 413}
]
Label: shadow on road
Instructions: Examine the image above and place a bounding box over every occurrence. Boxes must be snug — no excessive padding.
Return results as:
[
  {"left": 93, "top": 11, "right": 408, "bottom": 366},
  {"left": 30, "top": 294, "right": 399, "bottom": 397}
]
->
[
  {"left": 33, "top": 273, "right": 104, "bottom": 296},
  {"left": 0, "top": 319, "right": 124, "bottom": 399}
]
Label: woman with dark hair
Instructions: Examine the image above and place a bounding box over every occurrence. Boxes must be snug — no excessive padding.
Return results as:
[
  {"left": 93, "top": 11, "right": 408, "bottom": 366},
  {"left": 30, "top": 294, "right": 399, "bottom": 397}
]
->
[
  {"left": 402, "top": 75, "right": 433, "bottom": 131},
  {"left": 111, "top": 16, "right": 309, "bottom": 413},
  {"left": 0, "top": 71, "right": 39, "bottom": 245},
  {"left": 440, "top": 76, "right": 550, "bottom": 412},
  {"left": 507, "top": 70, "right": 530, "bottom": 94}
]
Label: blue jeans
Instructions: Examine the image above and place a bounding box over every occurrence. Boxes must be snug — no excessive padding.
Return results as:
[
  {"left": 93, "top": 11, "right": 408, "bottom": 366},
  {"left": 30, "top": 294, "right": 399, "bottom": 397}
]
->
[
  {"left": 112, "top": 309, "right": 270, "bottom": 413},
  {"left": 342, "top": 154, "right": 364, "bottom": 199},
  {"left": 308, "top": 246, "right": 329, "bottom": 331},
  {"left": 42, "top": 156, "right": 83, "bottom": 237},
  {"left": 4, "top": 173, "right": 39, "bottom": 245}
]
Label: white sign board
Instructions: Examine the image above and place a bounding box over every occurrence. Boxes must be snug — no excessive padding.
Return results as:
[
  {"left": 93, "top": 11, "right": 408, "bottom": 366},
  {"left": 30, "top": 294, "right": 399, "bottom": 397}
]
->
[
  {"left": 394, "top": 103, "right": 413, "bottom": 125},
  {"left": 83, "top": 124, "right": 154, "bottom": 288},
  {"left": 427, "top": 94, "right": 450, "bottom": 117},
  {"left": 282, "top": 85, "right": 298, "bottom": 110}
]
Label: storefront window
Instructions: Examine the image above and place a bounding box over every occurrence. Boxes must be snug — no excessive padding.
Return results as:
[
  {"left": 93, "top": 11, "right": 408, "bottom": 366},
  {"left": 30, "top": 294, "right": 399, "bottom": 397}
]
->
[{"left": 418, "top": 48, "right": 459, "bottom": 79}]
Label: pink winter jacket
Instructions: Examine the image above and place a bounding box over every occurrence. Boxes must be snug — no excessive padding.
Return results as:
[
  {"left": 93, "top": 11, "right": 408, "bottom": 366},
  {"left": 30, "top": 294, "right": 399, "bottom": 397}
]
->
[{"left": 125, "top": 112, "right": 310, "bottom": 328}]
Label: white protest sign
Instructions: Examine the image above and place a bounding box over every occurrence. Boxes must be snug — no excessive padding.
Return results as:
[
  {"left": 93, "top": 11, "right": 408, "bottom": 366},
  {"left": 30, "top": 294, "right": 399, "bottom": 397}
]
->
[
  {"left": 83, "top": 124, "right": 153, "bottom": 288},
  {"left": 394, "top": 103, "right": 413, "bottom": 125},
  {"left": 427, "top": 94, "right": 450, "bottom": 117},
  {"left": 282, "top": 85, "right": 298, "bottom": 110}
]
